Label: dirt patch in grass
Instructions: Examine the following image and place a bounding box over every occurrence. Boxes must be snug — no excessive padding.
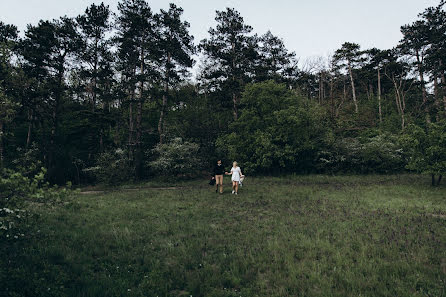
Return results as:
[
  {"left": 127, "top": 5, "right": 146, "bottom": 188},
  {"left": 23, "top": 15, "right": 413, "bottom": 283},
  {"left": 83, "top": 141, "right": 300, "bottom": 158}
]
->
[{"left": 79, "top": 186, "right": 191, "bottom": 195}]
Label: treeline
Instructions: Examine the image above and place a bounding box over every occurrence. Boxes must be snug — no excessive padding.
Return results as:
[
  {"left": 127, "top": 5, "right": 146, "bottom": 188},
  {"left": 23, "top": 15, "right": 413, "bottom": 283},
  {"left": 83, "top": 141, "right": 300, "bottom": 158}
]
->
[{"left": 0, "top": 0, "right": 445, "bottom": 184}]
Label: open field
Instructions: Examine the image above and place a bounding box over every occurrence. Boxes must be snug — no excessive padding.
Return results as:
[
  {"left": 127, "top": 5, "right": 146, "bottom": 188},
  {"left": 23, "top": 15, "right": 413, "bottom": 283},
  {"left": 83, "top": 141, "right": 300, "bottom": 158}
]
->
[{"left": 2, "top": 175, "right": 446, "bottom": 297}]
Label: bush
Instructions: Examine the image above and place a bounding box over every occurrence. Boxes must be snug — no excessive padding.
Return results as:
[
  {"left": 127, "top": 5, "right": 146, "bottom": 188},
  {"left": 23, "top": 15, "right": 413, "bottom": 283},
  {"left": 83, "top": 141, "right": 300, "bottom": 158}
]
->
[
  {"left": 85, "top": 148, "right": 134, "bottom": 185},
  {"left": 10, "top": 142, "right": 43, "bottom": 178},
  {"left": 400, "top": 121, "right": 446, "bottom": 185},
  {"left": 0, "top": 167, "right": 72, "bottom": 238},
  {"left": 148, "top": 138, "right": 202, "bottom": 178},
  {"left": 217, "top": 81, "right": 329, "bottom": 174},
  {"left": 317, "top": 134, "right": 405, "bottom": 173}
]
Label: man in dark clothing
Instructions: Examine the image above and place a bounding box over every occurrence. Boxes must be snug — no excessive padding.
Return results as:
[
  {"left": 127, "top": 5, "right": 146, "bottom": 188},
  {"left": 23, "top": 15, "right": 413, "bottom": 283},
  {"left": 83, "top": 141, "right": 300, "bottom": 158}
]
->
[{"left": 212, "top": 160, "right": 226, "bottom": 194}]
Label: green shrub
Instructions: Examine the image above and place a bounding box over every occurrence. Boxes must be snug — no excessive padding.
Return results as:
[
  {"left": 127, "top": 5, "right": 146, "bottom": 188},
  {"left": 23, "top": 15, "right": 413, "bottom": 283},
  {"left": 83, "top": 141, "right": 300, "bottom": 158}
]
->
[
  {"left": 318, "top": 134, "right": 405, "bottom": 173},
  {"left": 148, "top": 138, "right": 202, "bottom": 178},
  {"left": 400, "top": 121, "right": 446, "bottom": 185},
  {"left": 85, "top": 148, "right": 134, "bottom": 185},
  {"left": 0, "top": 167, "right": 72, "bottom": 238},
  {"left": 10, "top": 142, "right": 43, "bottom": 178}
]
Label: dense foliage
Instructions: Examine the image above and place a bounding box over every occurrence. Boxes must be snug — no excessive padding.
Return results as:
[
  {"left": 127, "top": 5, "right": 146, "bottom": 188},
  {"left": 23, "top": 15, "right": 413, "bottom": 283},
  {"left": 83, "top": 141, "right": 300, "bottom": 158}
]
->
[
  {"left": 0, "top": 166, "right": 72, "bottom": 239},
  {"left": 318, "top": 134, "right": 405, "bottom": 174},
  {"left": 0, "top": 1, "right": 445, "bottom": 185},
  {"left": 88, "top": 148, "right": 134, "bottom": 185},
  {"left": 400, "top": 121, "right": 446, "bottom": 185},
  {"left": 217, "top": 81, "right": 328, "bottom": 174},
  {"left": 149, "top": 137, "right": 202, "bottom": 178}
]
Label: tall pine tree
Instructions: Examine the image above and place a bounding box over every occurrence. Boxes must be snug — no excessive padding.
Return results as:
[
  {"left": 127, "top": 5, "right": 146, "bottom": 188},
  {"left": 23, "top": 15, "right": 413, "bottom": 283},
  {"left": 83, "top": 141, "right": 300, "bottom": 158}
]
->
[
  {"left": 156, "top": 3, "right": 195, "bottom": 144},
  {"left": 200, "top": 8, "right": 257, "bottom": 120}
]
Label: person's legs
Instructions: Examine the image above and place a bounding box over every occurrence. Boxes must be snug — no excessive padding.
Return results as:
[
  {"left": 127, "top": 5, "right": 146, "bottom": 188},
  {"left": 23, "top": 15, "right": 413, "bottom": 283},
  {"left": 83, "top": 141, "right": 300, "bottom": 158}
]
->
[
  {"left": 232, "top": 181, "right": 236, "bottom": 193},
  {"left": 235, "top": 181, "right": 239, "bottom": 194},
  {"left": 216, "top": 175, "right": 223, "bottom": 193}
]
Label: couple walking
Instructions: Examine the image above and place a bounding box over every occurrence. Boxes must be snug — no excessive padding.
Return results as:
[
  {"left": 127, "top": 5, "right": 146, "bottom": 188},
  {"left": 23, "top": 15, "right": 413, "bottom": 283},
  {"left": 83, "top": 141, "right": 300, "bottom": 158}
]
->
[{"left": 212, "top": 160, "right": 244, "bottom": 195}]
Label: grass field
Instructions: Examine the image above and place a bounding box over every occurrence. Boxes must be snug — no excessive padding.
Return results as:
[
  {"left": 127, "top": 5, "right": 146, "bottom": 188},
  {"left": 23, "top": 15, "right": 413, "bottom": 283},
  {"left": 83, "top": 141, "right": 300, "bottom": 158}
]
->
[{"left": 2, "top": 175, "right": 446, "bottom": 297}]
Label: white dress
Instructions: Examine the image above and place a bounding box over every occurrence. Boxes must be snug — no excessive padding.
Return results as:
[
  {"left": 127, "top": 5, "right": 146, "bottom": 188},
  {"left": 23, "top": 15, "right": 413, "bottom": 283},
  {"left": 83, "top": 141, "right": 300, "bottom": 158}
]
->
[{"left": 231, "top": 166, "right": 242, "bottom": 182}]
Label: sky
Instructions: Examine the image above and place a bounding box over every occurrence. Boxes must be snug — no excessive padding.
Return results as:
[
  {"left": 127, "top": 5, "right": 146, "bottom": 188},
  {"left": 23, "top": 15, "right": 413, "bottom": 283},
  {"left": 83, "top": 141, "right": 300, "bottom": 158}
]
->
[{"left": 0, "top": 0, "right": 440, "bottom": 68}]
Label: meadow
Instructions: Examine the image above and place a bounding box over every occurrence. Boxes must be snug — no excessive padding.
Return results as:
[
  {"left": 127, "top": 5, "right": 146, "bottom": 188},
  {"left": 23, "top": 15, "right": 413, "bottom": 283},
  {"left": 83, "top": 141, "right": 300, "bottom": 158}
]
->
[{"left": 2, "top": 175, "right": 446, "bottom": 297}]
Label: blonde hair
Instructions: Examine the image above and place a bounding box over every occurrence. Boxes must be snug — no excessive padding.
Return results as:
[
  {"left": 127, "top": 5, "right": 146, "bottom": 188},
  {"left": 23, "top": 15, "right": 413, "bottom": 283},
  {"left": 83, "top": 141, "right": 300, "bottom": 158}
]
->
[{"left": 233, "top": 161, "right": 238, "bottom": 167}]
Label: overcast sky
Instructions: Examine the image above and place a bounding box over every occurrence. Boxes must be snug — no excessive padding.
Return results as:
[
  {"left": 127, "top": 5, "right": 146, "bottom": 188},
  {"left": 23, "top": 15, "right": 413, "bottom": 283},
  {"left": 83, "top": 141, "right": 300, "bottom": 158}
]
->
[{"left": 0, "top": 0, "right": 440, "bottom": 64}]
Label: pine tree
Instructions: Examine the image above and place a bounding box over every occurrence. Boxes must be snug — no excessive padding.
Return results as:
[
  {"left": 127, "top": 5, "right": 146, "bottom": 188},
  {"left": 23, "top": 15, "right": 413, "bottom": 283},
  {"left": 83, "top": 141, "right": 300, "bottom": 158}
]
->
[
  {"left": 115, "top": 0, "right": 157, "bottom": 178},
  {"left": 200, "top": 8, "right": 257, "bottom": 120},
  {"left": 20, "top": 17, "right": 79, "bottom": 180},
  {"left": 333, "top": 42, "right": 364, "bottom": 114},
  {"left": 256, "top": 30, "right": 296, "bottom": 83},
  {"left": 76, "top": 2, "right": 114, "bottom": 112},
  {"left": 400, "top": 18, "right": 431, "bottom": 122},
  {"left": 156, "top": 3, "right": 195, "bottom": 144}
]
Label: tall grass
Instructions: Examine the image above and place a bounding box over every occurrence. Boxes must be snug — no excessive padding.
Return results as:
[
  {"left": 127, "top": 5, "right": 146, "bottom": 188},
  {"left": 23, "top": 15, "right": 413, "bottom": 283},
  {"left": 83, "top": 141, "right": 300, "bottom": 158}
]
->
[{"left": 2, "top": 175, "right": 445, "bottom": 297}]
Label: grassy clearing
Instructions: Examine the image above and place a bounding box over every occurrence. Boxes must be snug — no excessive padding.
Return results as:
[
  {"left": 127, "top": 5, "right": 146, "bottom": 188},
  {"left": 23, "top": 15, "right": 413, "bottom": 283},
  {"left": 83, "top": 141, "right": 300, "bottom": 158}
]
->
[{"left": 2, "top": 175, "right": 446, "bottom": 297}]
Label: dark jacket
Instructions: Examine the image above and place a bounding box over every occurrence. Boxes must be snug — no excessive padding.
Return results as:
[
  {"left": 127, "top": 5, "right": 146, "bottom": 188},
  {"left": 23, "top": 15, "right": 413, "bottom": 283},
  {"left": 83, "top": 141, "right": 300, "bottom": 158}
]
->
[{"left": 213, "top": 164, "right": 225, "bottom": 176}]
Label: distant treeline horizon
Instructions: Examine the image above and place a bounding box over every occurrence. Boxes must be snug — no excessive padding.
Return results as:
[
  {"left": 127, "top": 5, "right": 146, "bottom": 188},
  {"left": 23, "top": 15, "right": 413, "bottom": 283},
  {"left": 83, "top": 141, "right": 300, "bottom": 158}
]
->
[{"left": 0, "top": 0, "right": 445, "bottom": 185}]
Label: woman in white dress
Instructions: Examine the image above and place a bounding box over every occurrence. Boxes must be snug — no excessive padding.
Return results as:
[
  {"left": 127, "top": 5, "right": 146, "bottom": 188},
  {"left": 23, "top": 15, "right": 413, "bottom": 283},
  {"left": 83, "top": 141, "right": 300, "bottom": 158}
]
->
[{"left": 226, "top": 161, "right": 244, "bottom": 195}]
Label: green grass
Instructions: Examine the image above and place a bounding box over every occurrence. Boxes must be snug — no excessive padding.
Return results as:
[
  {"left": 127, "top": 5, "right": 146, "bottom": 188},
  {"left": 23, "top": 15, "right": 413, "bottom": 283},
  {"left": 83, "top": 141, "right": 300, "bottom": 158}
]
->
[{"left": 2, "top": 175, "right": 446, "bottom": 297}]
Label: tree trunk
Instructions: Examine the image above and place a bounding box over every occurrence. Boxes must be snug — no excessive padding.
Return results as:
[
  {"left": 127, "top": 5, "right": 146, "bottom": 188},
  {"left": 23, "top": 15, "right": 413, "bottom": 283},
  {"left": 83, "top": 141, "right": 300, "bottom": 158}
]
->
[
  {"left": 348, "top": 62, "right": 358, "bottom": 113},
  {"left": 26, "top": 109, "right": 33, "bottom": 148},
  {"left": 441, "top": 60, "right": 446, "bottom": 113},
  {"left": 49, "top": 69, "right": 64, "bottom": 176},
  {"left": 0, "top": 121, "right": 3, "bottom": 168},
  {"left": 432, "top": 174, "right": 436, "bottom": 186},
  {"left": 128, "top": 100, "right": 134, "bottom": 160},
  {"left": 99, "top": 131, "right": 103, "bottom": 152},
  {"left": 329, "top": 76, "right": 334, "bottom": 118},
  {"left": 158, "top": 52, "right": 171, "bottom": 144},
  {"left": 433, "top": 75, "right": 442, "bottom": 121},
  {"left": 365, "top": 83, "right": 371, "bottom": 101},
  {"left": 127, "top": 66, "right": 137, "bottom": 160},
  {"left": 136, "top": 96, "right": 143, "bottom": 149},
  {"left": 392, "top": 78, "right": 405, "bottom": 130},
  {"left": 319, "top": 72, "right": 323, "bottom": 104},
  {"left": 401, "top": 109, "right": 405, "bottom": 130},
  {"left": 438, "top": 174, "right": 443, "bottom": 186},
  {"left": 416, "top": 51, "right": 430, "bottom": 123},
  {"left": 158, "top": 91, "right": 167, "bottom": 144},
  {"left": 135, "top": 49, "right": 144, "bottom": 179},
  {"left": 336, "top": 79, "right": 347, "bottom": 118},
  {"left": 232, "top": 92, "right": 238, "bottom": 120},
  {"left": 434, "top": 75, "right": 439, "bottom": 100},
  {"left": 74, "top": 162, "right": 80, "bottom": 185},
  {"left": 398, "top": 87, "right": 405, "bottom": 130},
  {"left": 377, "top": 67, "right": 382, "bottom": 123},
  {"left": 92, "top": 37, "right": 99, "bottom": 112},
  {"left": 231, "top": 40, "right": 238, "bottom": 120},
  {"left": 323, "top": 75, "right": 326, "bottom": 100},
  {"left": 416, "top": 51, "right": 427, "bottom": 104}
]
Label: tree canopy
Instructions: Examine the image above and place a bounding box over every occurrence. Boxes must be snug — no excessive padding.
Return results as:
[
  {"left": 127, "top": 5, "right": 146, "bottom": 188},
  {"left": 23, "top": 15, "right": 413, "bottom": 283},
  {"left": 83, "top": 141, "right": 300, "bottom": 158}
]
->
[{"left": 0, "top": 1, "right": 445, "bottom": 185}]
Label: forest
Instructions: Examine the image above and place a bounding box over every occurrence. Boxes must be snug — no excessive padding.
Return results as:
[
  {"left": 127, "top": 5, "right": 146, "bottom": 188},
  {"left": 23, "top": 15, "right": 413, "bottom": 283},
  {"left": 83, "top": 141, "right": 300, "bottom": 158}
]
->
[
  {"left": 1, "top": 0, "right": 446, "bottom": 186},
  {"left": 1, "top": 2, "right": 446, "bottom": 296}
]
